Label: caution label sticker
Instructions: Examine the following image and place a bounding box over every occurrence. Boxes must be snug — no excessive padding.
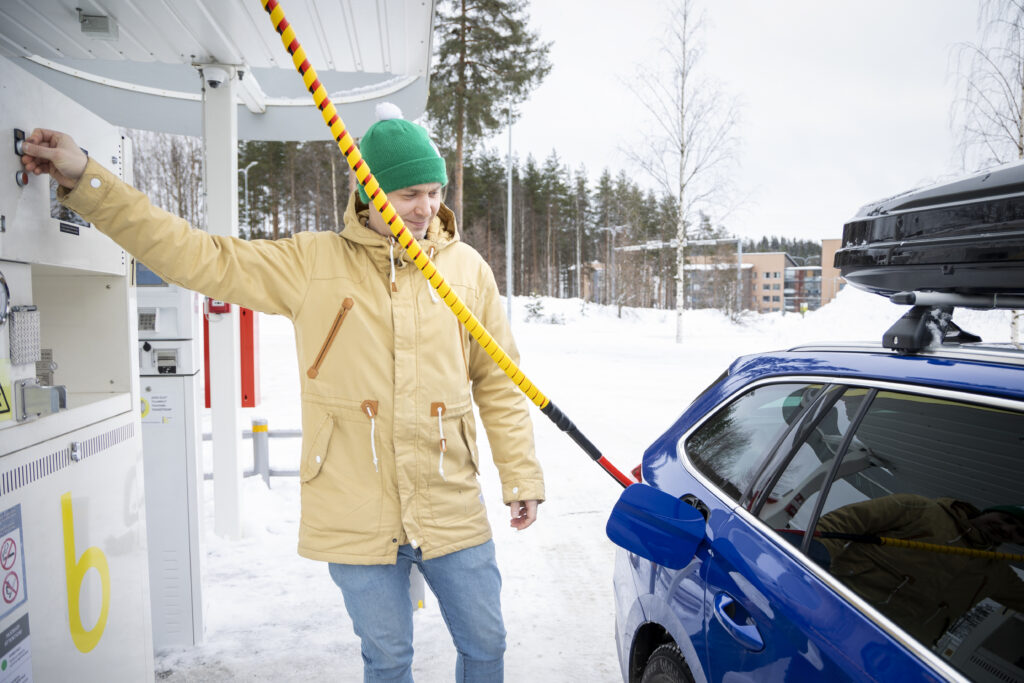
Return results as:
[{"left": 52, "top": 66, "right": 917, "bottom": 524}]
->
[{"left": 0, "top": 507, "right": 27, "bottom": 623}]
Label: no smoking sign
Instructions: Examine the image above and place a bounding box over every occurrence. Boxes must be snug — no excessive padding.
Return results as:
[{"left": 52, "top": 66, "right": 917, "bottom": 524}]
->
[
  {"left": 0, "top": 538, "right": 15, "bottom": 571},
  {"left": 0, "top": 506, "right": 26, "bottom": 620},
  {"left": 2, "top": 573, "right": 17, "bottom": 604}
]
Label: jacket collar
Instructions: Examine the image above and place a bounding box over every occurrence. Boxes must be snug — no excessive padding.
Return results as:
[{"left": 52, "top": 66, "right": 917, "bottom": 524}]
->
[{"left": 340, "top": 190, "right": 459, "bottom": 263}]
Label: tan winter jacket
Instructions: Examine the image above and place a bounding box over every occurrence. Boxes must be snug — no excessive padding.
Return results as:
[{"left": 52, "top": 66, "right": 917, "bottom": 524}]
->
[
  {"left": 816, "top": 494, "right": 1024, "bottom": 644},
  {"left": 61, "top": 159, "right": 545, "bottom": 564}
]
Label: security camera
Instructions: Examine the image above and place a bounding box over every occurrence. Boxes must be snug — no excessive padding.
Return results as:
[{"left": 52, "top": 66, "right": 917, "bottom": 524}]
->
[{"left": 204, "top": 66, "right": 230, "bottom": 89}]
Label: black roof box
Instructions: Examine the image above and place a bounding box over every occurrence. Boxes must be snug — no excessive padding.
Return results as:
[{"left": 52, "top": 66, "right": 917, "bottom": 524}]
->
[{"left": 834, "top": 161, "right": 1024, "bottom": 297}]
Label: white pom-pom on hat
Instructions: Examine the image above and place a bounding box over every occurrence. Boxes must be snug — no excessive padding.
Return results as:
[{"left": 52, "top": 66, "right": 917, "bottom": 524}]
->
[{"left": 375, "top": 102, "right": 403, "bottom": 121}]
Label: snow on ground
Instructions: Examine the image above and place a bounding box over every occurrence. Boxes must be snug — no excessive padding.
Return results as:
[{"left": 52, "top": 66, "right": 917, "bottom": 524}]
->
[{"left": 155, "top": 288, "right": 1017, "bottom": 682}]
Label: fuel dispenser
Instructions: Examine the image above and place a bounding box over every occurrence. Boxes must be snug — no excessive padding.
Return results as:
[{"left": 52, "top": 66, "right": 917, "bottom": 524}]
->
[
  {"left": 136, "top": 264, "right": 205, "bottom": 651},
  {"left": 0, "top": 61, "right": 153, "bottom": 679}
]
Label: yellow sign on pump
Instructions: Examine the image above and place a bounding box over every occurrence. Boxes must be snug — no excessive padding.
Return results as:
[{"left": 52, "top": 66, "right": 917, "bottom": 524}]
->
[
  {"left": 0, "top": 360, "right": 12, "bottom": 423},
  {"left": 61, "top": 492, "right": 111, "bottom": 653}
]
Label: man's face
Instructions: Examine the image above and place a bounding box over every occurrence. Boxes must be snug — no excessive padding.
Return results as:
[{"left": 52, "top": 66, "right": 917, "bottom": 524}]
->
[
  {"left": 971, "top": 511, "right": 1024, "bottom": 545},
  {"left": 367, "top": 182, "right": 442, "bottom": 240}
]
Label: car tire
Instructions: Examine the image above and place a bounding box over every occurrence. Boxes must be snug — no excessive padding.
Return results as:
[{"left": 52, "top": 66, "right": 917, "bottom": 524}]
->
[{"left": 640, "top": 643, "right": 695, "bottom": 683}]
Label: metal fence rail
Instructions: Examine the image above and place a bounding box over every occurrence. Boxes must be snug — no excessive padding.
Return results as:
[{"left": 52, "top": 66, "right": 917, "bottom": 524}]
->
[{"left": 202, "top": 418, "right": 300, "bottom": 487}]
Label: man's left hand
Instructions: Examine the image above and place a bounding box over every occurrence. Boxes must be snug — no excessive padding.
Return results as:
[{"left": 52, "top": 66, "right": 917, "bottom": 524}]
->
[{"left": 510, "top": 500, "right": 539, "bottom": 530}]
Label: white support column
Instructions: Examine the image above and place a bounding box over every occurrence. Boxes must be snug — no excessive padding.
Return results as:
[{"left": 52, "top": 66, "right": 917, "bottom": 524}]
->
[{"left": 202, "top": 65, "right": 244, "bottom": 540}]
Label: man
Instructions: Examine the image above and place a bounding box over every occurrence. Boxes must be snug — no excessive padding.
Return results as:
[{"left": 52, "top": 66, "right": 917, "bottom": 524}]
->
[
  {"left": 21, "top": 108, "right": 544, "bottom": 682},
  {"left": 816, "top": 494, "right": 1024, "bottom": 645}
]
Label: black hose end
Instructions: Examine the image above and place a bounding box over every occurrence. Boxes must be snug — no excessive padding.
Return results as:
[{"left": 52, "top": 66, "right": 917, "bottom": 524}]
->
[{"left": 541, "top": 401, "right": 574, "bottom": 432}]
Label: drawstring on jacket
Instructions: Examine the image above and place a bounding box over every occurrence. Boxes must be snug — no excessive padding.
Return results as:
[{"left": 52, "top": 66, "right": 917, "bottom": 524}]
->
[
  {"left": 362, "top": 400, "right": 379, "bottom": 472},
  {"left": 389, "top": 240, "right": 398, "bottom": 292},
  {"left": 428, "top": 246, "right": 439, "bottom": 302},
  {"left": 432, "top": 402, "right": 447, "bottom": 480}
]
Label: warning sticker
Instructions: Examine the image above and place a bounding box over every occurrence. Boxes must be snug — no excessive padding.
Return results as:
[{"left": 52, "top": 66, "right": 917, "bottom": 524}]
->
[
  {"left": 0, "top": 508, "right": 27, "bottom": 623},
  {"left": 0, "top": 360, "right": 11, "bottom": 423},
  {"left": 0, "top": 614, "right": 32, "bottom": 683}
]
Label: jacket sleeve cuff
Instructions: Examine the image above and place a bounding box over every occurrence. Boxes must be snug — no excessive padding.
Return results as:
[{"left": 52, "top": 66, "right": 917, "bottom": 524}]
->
[
  {"left": 502, "top": 479, "right": 545, "bottom": 505},
  {"left": 58, "top": 158, "right": 117, "bottom": 217}
]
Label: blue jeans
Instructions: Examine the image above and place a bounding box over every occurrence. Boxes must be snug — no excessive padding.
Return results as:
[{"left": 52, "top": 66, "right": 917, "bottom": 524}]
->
[{"left": 328, "top": 540, "right": 505, "bottom": 683}]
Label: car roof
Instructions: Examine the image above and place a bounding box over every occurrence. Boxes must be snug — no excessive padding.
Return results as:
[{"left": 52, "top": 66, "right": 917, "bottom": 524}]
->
[{"left": 726, "top": 342, "right": 1024, "bottom": 401}]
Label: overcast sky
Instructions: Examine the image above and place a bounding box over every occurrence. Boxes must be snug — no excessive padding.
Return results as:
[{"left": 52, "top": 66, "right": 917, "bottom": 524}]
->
[{"left": 488, "top": 0, "right": 983, "bottom": 242}]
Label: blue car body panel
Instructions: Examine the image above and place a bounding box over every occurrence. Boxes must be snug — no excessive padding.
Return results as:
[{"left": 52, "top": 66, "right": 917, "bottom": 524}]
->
[{"left": 611, "top": 346, "right": 1024, "bottom": 682}]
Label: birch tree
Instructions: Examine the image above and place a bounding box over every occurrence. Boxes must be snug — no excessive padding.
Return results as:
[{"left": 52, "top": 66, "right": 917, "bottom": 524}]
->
[
  {"left": 623, "top": 0, "right": 739, "bottom": 342},
  {"left": 952, "top": 0, "right": 1024, "bottom": 169}
]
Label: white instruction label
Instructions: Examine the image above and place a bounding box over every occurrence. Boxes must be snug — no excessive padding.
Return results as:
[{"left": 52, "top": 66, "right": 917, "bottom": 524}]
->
[{"left": 0, "top": 614, "right": 31, "bottom": 683}]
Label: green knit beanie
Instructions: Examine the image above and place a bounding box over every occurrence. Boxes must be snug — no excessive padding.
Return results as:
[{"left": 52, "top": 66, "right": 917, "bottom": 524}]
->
[{"left": 357, "top": 103, "right": 447, "bottom": 203}]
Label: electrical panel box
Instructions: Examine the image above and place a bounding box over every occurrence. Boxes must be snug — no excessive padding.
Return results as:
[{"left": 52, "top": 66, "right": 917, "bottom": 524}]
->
[{"left": 0, "top": 59, "right": 153, "bottom": 681}]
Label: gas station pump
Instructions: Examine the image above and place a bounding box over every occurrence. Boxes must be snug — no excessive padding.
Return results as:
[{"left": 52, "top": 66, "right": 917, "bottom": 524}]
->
[
  {"left": 136, "top": 264, "right": 205, "bottom": 651},
  {"left": 0, "top": 62, "right": 154, "bottom": 679}
]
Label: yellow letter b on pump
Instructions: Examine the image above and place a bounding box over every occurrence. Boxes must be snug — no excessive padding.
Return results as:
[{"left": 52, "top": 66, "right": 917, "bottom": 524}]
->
[{"left": 61, "top": 492, "right": 111, "bottom": 653}]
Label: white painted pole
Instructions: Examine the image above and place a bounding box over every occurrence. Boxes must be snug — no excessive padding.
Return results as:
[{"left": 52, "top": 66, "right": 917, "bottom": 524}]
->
[
  {"left": 201, "top": 65, "right": 244, "bottom": 540},
  {"left": 506, "top": 103, "right": 513, "bottom": 326},
  {"left": 240, "top": 160, "right": 258, "bottom": 236}
]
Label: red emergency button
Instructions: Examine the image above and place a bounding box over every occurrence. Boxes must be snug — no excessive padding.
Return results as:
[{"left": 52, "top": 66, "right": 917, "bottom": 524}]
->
[{"left": 15, "top": 170, "right": 28, "bottom": 187}]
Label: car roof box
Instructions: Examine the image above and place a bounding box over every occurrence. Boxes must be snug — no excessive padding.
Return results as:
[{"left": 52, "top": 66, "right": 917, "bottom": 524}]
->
[{"left": 835, "top": 161, "right": 1024, "bottom": 297}]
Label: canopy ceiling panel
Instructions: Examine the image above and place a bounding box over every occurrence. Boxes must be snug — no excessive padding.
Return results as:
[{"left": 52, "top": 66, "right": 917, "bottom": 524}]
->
[{"left": 0, "top": 0, "right": 435, "bottom": 140}]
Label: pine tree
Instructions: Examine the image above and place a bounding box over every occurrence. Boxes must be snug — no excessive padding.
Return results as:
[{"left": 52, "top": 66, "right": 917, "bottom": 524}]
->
[{"left": 428, "top": 0, "right": 551, "bottom": 230}]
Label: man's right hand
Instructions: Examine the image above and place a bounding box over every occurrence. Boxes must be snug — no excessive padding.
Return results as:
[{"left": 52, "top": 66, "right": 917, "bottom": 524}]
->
[{"left": 20, "top": 129, "right": 88, "bottom": 190}]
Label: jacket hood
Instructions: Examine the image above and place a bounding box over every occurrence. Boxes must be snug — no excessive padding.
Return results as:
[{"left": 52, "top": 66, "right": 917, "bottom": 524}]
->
[{"left": 340, "top": 190, "right": 460, "bottom": 261}]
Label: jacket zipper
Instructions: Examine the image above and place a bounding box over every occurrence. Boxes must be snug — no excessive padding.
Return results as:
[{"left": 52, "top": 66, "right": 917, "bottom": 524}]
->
[{"left": 307, "top": 297, "right": 354, "bottom": 379}]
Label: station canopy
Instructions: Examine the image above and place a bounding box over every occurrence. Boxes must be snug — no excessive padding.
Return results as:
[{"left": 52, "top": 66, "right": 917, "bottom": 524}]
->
[{"left": 0, "top": 0, "right": 435, "bottom": 140}]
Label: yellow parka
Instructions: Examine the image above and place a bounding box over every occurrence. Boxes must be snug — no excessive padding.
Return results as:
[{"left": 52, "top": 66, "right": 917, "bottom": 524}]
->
[{"left": 61, "top": 159, "right": 545, "bottom": 564}]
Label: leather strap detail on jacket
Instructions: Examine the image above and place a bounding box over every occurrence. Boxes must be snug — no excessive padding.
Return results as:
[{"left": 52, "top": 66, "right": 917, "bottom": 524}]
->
[{"left": 307, "top": 297, "right": 354, "bottom": 379}]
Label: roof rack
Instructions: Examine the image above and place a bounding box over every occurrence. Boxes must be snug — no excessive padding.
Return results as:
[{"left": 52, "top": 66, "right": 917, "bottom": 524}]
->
[
  {"left": 889, "top": 291, "right": 1024, "bottom": 309},
  {"left": 881, "top": 290, "right": 1024, "bottom": 353}
]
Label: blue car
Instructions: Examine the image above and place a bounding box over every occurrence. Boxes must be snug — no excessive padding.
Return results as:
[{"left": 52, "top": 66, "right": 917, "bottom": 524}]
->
[{"left": 607, "top": 166, "right": 1024, "bottom": 683}]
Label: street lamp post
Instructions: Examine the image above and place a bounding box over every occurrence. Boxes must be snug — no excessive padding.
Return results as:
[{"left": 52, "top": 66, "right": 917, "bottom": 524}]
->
[
  {"left": 506, "top": 100, "right": 514, "bottom": 326},
  {"left": 239, "top": 160, "right": 258, "bottom": 235}
]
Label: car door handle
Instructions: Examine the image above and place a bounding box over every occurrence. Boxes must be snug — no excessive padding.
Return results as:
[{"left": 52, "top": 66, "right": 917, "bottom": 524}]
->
[{"left": 713, "top": 592, "right": 764, "bottom": 652}]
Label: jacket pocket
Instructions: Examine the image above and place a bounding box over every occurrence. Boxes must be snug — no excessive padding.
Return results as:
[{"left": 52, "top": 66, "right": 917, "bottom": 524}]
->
[
  {"left": 460, "top": 412, "right": 480, "bottom": 475},
  {"left": 307, "top": 297, "right": 354, "bottom": 379},
  {"left": 300, "top": 411, "right": 334, "bottom": 482}
]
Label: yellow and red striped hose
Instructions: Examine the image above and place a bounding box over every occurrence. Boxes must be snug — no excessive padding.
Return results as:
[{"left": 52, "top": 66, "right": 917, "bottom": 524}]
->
[
  {"left": 260, "top": 0, "right": 633, "bottom": 488},
  {"left": 795, "top": 529, "right": 1024, "bottom": 561},
  {"left": 876, "top": 535, "right": 1024, "bottom": 561}
]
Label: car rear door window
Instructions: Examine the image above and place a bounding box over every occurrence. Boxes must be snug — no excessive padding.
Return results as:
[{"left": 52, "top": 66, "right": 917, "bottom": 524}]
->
[
  {"left": 683, "top": 383, "right": 823, "bottom": 501},
  {"left": 756, "top": 387, "right": 1024, "bottom": 680}
]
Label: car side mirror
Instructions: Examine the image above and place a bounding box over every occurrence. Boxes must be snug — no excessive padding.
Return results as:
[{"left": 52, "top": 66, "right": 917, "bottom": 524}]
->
[{"left": 606, "top": 484, "right": 706, "bottom": 570}]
